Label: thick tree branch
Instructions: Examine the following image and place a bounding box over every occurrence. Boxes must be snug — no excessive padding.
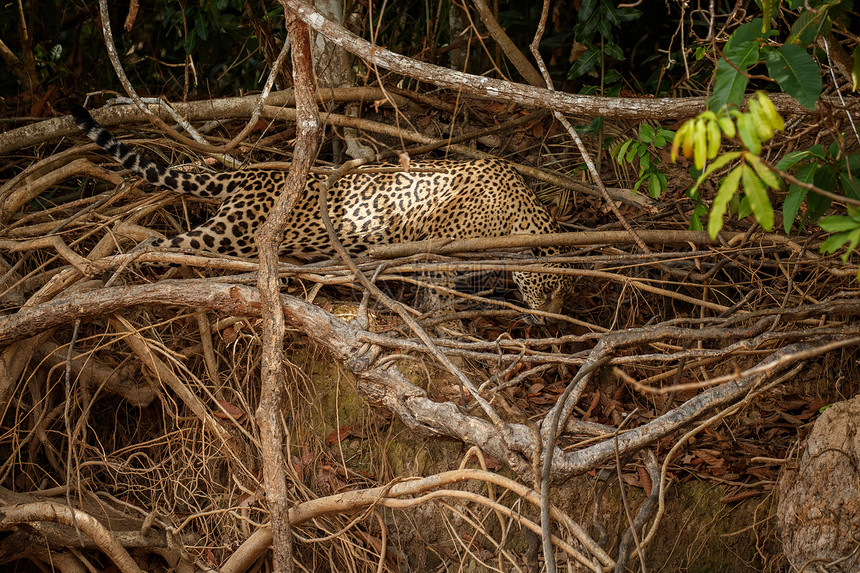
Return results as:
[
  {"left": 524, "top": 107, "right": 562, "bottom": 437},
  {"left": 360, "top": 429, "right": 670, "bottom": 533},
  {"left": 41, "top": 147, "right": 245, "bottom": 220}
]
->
[
  {"left": 282, "top": 0, "right": 846, "bottom": 121},
  {"left": 367, "top": 229, "right": 798, "bottom": 258},
  {"left": 0, "top": 87, "right": 400, "bottom": 155},
  {"left": 1, "top": 280, "right": 849, "bottom": 483},
  {"left": 0, "top": 502, "right": 144, "bottom": 573}
]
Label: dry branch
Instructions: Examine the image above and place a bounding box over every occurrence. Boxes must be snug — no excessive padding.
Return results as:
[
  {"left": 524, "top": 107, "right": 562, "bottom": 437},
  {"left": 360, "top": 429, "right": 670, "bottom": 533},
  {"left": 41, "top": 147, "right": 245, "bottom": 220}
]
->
[
  {"left": 222, "top": 467, "right": 614, "bottom": 573},
  {"left": 0, "top": 87, "right": 402, "bottom": 155},
  {"left": 255, "top": 8, "right": 320, "bottom": 571},
  {"left": 281, "top": 0, "right": 850, "bottom": 121},
  {"left": 367, "top": 229, "right": 804, "bottom": 257},
  {"left": 2, "top": 280, "right": 854, "bottom": 483},
  {"left": 3, "top": 1, "right": 858, "bottom": 569},
  {"left": 0, "top": 502, "right": 144, "bottom": 573}
]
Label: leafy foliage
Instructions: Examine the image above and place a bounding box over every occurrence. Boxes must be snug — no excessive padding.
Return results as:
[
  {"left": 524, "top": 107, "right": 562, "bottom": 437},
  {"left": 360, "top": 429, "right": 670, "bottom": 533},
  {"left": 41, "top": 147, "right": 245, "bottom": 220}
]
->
[
  {"left": 674, "top": 93, "right": 785, "bottom": 238},
  {"left": 710, "top": 19, "right": 765, "bottom": 111},
  {"left": 706, "top": 0, "right": 858, "bottom": 112},
  {"left": 611, "top": 124, "right": 673, "bottom": 198},
  {"left": 775, "top": 143, "right": 860, "bottom": 233},
  {"left": 566, "top": 0, "right": 641, "bottom": 95}
]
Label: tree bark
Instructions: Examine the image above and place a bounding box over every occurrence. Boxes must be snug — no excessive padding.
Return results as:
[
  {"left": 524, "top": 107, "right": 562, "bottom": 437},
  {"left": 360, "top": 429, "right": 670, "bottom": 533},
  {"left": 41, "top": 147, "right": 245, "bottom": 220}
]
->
[
  {"left": 254, "top": 6, "right": 320, "bottom": 572},
  {"left": 281, "top": 0, "right": 845, "bottom": 121}
]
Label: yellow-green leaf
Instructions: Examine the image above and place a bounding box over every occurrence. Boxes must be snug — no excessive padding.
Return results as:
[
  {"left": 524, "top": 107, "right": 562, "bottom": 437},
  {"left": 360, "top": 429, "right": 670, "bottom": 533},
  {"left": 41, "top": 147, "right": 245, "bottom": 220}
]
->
[
  {"left": 671, "top": 120, "right": 692, "bottom": 162},
  {"left": 748, "top": 98, "right": 774, "bottom": 141},
  {"left": 757, "top": 92, "right": 785, "bottom": 131},
  {"left": 853, "top": 45, "right": 859, "bottom": 92},
  {"left": 742, "top": 164, "right": 774, "bottom": 231},
  {"left": 717, "top": 114, "right": 736, "bottom": 138},
  {"left": 689, "top": 151, "right": 743, "bottom": 196},
  {"left": 748, "top": 154, "right": 781, "bottom": 189},
  {"left": 709, "top": 165, "right": 743, "bottom": 239},
  {"left": 736, "top": 113, "right": 761, "bottom": 155},
  {"left": 707, "top": 119, "right": 722, "bottom": 159},
  {"left": 694, "top": 118, "right": 707, "bottom": 170},
  {"left": 762, "top": 0, "right": 773, "bottom": 34}
]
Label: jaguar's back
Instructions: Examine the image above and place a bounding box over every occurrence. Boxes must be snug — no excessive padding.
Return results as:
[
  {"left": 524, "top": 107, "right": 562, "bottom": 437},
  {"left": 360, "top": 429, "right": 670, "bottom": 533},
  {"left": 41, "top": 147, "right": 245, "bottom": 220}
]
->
[{"left": 70, "top": 105, "right": 573, "bottom": 314}]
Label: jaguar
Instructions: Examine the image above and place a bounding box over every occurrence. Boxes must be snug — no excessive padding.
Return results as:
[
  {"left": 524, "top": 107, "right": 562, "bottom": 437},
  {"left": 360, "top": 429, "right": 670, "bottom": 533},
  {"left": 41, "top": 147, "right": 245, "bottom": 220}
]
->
[{"left": 70, "top": 104, "right": 573, "bottom": 316}]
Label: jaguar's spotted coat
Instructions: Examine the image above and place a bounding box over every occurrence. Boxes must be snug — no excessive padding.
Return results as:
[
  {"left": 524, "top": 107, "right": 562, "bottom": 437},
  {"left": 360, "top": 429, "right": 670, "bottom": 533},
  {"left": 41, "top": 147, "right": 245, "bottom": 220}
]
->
[{"left": 70, "top": 105, "right": 573, "bottom": 315}]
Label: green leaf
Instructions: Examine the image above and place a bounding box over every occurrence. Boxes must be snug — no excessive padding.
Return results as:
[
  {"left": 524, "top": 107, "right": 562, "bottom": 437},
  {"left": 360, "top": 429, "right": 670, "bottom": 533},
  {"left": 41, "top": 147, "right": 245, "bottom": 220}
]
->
[
  {"left": 742, "top": 163, "right": 774, "bottom": 230},
  {"left": 690, "top": 214, "right": 703, "bottom": 230},
  {"left": 813, "top": 165, "right": 838, "bottom": 193},
  {"left": 840, "top": 172, "right": 860, "bottom": 200},
  {"left": 775, "top": 149, "right": 817, "bottom": 170},
  {"left": 709, "top": 165, "right": 744, "bottom": 238},
  {"left": 579, "top": 0, "right": 598, "bottom": 21},
  {"left": 787, "top": 8, "right": 826, "bottom": 47},
  {"left": 599, "top": 0, "right": 620, "bottom": 24},
  {"left": 648, "top": 173, "right": 662, "bottom": 198},
  {"left": 626, "top": 141, "right": 639, "bottom": 163},
  {"left": 194, "top": 13, "right": 208, "bottom": 41},
  {"left": 640, "top": 124, "right": 655, "bottom": 143},
  {"left": 568, "top": 49, "right": 601, "bottom": 79},
  {"left": 604, "top": 69, "right": 622, "bottom": 83},
  {"left": 657, "top": 128, "right": 676, "bottom": 141},
  {"left": 724, "top": 19, "right": 764, "bottom": 63},
  {"left": 729, "top": 194, "right": 741, "bottom": 215},
  {"left": 765, "top": 44, "right": 822, "bottom": 110},
  {"left": 819, "top": 215, "right": 860, "bottom": 232},
  {"left": 841, "top": 228, "right": 860, "bottom": 262},
  {"left": 711, "top": 59, "right": 749, "bottom": 112},
  {"left": 806, "top": 193, "right": 834, "bottom": 225},
  {"left": 820, "top": 231, "right": 851, "bottom": 254},
  {"left": 690, "top": 202, "right": 707, "bottom": 231},
  {"left": 820, "top": 227, "right": 860, "bottom": 262},
  {"left": 604, "top": 42, "right": 625, "bottom": 60},
  {"left": 783, "top": 184, "right": 809, "bottom": 233},
  {"left": 806, "top": 167, "right": 837, "bottom": 223},
  {"left": 819, "top": 210, "right": 860, "bottom": 261},
  {"left": 615, "top": 139, "right": 632, "bottom": 163},
  {"left": 597, "top": 18, "right": 612, "bottom": 40},
  {"left": 709, "top": 20, "right": 762, "bottom": 110},
  {"left": 808, "top": 144, "right": 827, "bottom": 158},
  {"left": 738, "top": 195, "right": 753, "bottom": 219}
]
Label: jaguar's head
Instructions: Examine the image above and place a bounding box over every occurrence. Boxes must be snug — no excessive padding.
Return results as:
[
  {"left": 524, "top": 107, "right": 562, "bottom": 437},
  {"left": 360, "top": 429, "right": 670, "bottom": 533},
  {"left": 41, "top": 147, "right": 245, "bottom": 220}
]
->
[{"left": 513, "top": 264, "right": 574, "bottom": 323}]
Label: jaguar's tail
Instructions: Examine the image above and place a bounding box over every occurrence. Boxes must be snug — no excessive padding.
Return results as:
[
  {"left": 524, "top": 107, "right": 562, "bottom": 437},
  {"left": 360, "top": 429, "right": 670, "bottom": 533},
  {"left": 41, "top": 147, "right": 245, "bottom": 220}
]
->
[{"left": 69, "top": 105, "right": 226, "bottom": 199}]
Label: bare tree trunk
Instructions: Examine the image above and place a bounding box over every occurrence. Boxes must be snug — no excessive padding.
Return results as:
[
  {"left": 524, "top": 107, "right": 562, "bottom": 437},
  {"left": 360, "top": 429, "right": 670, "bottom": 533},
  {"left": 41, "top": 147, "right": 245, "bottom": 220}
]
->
[
  {"left": 312, "top": 0, "right": 373, "bottom": 160},
  {"left": 448, "top": 2, "right": 469, "bottom": 72}
]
